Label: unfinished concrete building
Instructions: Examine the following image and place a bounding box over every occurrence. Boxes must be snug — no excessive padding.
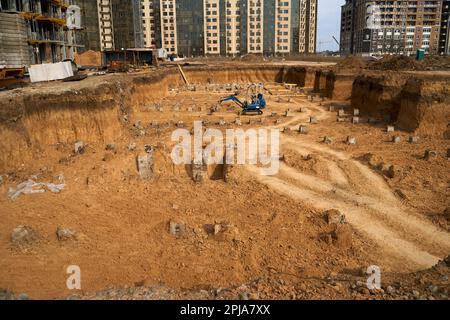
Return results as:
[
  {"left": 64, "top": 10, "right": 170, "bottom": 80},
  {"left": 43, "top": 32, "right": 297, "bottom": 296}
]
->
[
  {"left": 97, "top": 0, "right": 115, "bottom": 51},
  {"left": 440, "top": 0, "right": 450, "bottom": 55},
  {"left": 340, "top": 0, "right": 443, "bottom": 56},
  {"left": 298, "top": 0, "right": 317, "bottom": 54},
  {"left": 0, "top": 0, "right": 82, "bottom": 68}
]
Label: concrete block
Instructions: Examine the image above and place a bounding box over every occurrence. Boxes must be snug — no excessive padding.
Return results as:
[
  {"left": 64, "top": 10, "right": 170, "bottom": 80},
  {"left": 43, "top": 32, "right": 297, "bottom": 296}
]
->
[
  {"left": 352, "top": 117, "right": 360, "bottom": 124},
  {"left": 310, "top": 116, "right": 318, "bottom": 124},
  {"left": 283, "top": 127, "right": 291, "bottom": 133},
  {"left": 323, "top": 136, "right": 333, "bottom": 144},
  {"left": 144, "top": 145, "right": 155, "bottom": 154},
  {"left": 353, "top": 109, "right": 360, "bottom": 116},
  {"left": 337, "top": 117, "right": 346, "bottom": 122},
  {"left": 338, "top": 109, "right": 345, "bottom": 117},
  {"left": 424, "top": 150, "right": 437, "bottom": 160},
  {"left": 128, "top": 143, "right": 136, "bottom": 151},
  {"left": 387, "top": 125, "right": 395, "bottom": 133},
  {"left": 192, "top": 162, "right": 206, "bottom": 183},
  {"left": 392, "top": 136, "right": 401, "bottom": 143},
  {"left": 299, "top": 107, "right": 307, "bottom": 113},
  {"left": 105, "top": 144, "right": 116, "bottom": 152},
  {"left": 299, "top": 125, "right": 308, "bottom": 134},
  {"left": 169, "top": 221, "right": 186, "bottom": 238},
  {"left": 409, "top": 136, "right": 419, "bottom": 144},
  {"left": 137, "top": 154, "right": 153, "bottom": 180},
  {"left": 329, "top": 106, "right": 335, "bottom": 112},
  {"left": 347, "top": 136, "right": 357, "bottom": 145},
  {"left": 74, "top": 141, "right": 85, "bottom": 154}
]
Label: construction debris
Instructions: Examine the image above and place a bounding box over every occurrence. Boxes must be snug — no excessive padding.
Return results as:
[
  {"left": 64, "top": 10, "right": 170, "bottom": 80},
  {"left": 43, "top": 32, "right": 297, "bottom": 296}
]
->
[
  {"left": 56, "top": 227, "right": 77, "bottom": 241},
  {"left": 8, "top": 179, "right": 65, "bottom": 201},
  {"left": 11, "top": 226, "right": 39, "bottom": 246}
]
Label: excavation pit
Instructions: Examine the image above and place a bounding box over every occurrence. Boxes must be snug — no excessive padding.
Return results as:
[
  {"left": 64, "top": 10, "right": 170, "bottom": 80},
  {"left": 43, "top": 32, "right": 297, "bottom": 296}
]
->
[{"left": 0, "top": 62, "right": 449, "bottom": 300}]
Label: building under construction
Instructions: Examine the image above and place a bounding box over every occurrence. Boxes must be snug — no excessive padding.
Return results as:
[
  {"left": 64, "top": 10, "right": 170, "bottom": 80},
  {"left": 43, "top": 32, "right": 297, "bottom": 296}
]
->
[
  {"left": 340, "top": 0, "right": 444, "bottom": 56},
  {"left": 0, "top": 0, "right": 83, "bottom": 69},
  {"left": 440, "top": 0, "right": 450, "bottom": 55},
  {"left": 81, "top": 0, "right": 317, "bottom": 57}
]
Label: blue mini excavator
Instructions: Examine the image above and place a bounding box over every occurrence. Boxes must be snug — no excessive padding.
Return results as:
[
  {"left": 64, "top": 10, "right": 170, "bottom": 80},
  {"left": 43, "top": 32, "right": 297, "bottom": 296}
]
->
[{"left": 220, "top": 93, "right": 267, "bottom": 115}]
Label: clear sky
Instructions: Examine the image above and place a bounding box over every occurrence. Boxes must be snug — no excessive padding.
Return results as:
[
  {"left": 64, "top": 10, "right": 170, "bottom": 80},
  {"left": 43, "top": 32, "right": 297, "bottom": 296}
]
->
[{"left": 317, "top": 0, "right": 345, "bottom": 52}]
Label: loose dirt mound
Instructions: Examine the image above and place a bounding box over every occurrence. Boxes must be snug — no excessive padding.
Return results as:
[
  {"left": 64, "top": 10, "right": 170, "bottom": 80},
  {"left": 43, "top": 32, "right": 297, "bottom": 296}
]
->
[
  {"left": 420, "top": 56, "right": 450, "bottom": 70},
  {"left": 333, "top": 56, "right": 367, "bottom": 72},
  {"left": 368, "top": 55, "right": 421, "bottom": 71},
  {"left": 368, "top": 55, "right": 450, "bottom": 71},
  {"left": 239, "top": 53, "right": 265, "bottom": 62},
  {"left": 74, "top": 50, "right": 102, "bottom": 66}
]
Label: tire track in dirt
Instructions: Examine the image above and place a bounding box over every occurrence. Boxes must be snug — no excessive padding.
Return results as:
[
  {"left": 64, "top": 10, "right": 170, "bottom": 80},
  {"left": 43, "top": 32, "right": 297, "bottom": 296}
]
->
[
  {"left": 277, "top": 163, "right": 450, "bottom": 257},
  {"left": 245, "top": 99, "right": 450, "bottom": 271},
  {"left": 245, "top": 166, "right": 442, "bottom": 270}
]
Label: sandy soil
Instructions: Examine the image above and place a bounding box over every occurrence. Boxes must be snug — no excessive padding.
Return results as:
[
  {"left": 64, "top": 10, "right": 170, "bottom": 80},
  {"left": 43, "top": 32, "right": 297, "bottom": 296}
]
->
[{"left": 0, "top": 71, "right": 448, "bottom": 300}]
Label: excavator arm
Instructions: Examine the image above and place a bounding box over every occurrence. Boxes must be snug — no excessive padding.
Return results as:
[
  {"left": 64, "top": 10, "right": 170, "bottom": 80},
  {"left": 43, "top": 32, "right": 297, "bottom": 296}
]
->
[{"left": 220, "top": 95, "right": 245, "bottom": 109}]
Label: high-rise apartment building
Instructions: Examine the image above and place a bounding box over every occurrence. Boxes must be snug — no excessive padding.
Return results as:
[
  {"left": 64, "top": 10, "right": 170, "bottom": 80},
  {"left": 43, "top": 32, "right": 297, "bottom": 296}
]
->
[
  {"left": 340, "top": 0, "right": 443, "bottom": 56},
  {"left": 80, "top": 0, "right": 317, "bottom": 56}
]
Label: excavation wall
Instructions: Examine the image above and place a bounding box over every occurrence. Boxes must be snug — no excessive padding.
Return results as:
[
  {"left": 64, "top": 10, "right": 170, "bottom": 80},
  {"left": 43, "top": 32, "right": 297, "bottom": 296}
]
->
[
  {"left": 314, "top": 70, "right": 355, "bottom": 101},
  {"left": 351, "top": 72, "right": 409, "bottom": 121},
  {"left": 398, "top": 76, "right": 450, "bottom": 136},
  {"left": 351, "top": 71, "right": 450, "bottom": 136},
  {"left": 0, "top": 65, "right": 315, "bottom": 171}
]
